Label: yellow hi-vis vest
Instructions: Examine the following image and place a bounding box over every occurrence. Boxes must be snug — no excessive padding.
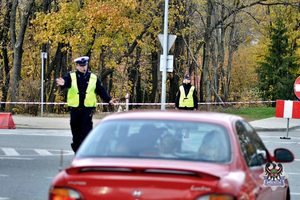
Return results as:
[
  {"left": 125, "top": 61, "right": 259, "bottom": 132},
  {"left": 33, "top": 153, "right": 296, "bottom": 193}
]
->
[
  {"left": 179, "top": 85, "right": 195, "bottom": 108},
  {"left": 67, "top": 72, "right": 97, "bottom": 107}
]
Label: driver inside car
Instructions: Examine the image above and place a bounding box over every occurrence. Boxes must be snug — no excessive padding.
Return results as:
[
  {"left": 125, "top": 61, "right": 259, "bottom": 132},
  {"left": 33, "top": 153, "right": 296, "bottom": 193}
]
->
[
  {"left": 158, "top": 134, "right": 179, "bottom": 158},
  {"left": 197, "top": 130, "right": 226, "bottom": 162}
]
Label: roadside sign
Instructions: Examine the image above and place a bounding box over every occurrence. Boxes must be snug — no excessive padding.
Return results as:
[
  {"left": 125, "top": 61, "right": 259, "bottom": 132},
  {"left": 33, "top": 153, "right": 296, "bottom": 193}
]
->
[
  {"left": 160, "top": 55, "right": 173, "bottom": 72},
  {"left": 41, "top": 52, "right": 47, "bottom": 59},
  {"left": 294, "top": 76, "right": 300, "bottom": 99},
  {"left": 158, "top": 34, "right": 177, "bottom": 53}
]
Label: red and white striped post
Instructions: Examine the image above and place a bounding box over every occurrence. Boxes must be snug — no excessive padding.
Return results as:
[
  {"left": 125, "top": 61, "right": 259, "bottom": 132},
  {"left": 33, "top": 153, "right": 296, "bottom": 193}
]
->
[{"left": 276, "top": 100, "right": 300, "bottom": 139}]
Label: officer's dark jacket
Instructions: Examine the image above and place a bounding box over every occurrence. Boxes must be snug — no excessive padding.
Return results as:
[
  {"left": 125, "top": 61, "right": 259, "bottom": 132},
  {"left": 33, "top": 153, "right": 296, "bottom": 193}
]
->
[
  {"left": 61, "top": 71, "right": 111, "bottom": 108},
  {"left": 175, "top": 83, "right": 198, "bottom": 110}
]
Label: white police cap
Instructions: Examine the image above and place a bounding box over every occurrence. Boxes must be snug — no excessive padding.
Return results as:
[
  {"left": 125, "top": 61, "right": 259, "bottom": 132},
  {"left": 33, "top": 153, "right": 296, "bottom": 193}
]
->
[{"left": 74, "top": 56, "right": 89, "bottom": 66}]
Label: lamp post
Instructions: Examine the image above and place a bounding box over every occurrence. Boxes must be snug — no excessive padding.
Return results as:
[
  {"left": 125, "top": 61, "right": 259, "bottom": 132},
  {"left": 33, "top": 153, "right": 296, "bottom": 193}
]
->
[
  {"left": 41, "top": 52, "right": 47, "bottom": 117},
  {"left": 161, "top": 0, "right": 169, "bottom": 110}
]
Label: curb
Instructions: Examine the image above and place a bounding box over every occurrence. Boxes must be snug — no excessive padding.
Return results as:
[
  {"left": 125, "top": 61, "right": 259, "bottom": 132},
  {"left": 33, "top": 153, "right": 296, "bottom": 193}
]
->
[
  {"left": 15, "top": 126, "right": 70, "bottom": 130},
  {"left": 254, "top": 126, "right": 300, "bottom": 132}
]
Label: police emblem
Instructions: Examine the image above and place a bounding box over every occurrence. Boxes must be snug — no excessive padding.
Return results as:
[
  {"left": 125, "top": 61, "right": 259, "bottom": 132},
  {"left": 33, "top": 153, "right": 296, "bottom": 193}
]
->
[{"left": 260, "top": 162, "right": 287, "bottom": 191}]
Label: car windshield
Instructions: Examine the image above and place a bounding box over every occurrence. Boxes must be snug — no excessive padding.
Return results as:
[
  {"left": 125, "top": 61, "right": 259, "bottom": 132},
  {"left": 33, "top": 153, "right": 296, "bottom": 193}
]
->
[{"left": 77, "top": 119, "right": 231, "bottom": 163}]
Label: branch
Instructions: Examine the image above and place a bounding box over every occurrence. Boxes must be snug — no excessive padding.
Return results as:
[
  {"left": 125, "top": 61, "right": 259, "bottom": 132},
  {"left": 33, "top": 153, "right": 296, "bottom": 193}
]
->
[
  {"left": 182, "top": 36, "right": 203, "bottom": 72},
  {"left": 257, "top": 1, "right": 299, "bottom": 7},
  {"left": 116, "top": 1, "right": 164, "bottom": 64},
  {"left": 240, "top": 10, "right": 261, "bottom": 25},
  {"left": 210, "top": 0, "right": 299, "bottom": 35}
]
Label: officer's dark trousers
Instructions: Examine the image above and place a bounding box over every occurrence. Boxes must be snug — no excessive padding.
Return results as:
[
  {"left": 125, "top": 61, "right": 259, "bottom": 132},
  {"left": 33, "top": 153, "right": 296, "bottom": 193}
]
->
[{"left": 69, "top": 107, "right": 94, "bottom": 153}]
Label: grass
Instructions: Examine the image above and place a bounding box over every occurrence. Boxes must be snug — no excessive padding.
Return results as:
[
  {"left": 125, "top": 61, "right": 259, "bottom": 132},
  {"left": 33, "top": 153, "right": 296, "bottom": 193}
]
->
[
  {"left": 221, "top": 106, "right": 276, "bottom": 121},
  {"left": 35, "top": 106, "right": 275, "bottom": 122}
]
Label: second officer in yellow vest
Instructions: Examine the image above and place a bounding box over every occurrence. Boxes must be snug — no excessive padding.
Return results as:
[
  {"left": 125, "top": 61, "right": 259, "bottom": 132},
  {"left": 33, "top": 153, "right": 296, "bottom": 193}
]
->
[
  {"left": 175, "top": 74, "right": 198, "bottom": 110},
  {"left": 56, "top": 56, "right": 114, "bottom": 153}
]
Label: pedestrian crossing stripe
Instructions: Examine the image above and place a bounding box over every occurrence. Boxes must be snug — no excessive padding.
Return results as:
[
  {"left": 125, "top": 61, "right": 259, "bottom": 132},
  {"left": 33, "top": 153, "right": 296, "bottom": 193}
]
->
[
  {"left": 0, "top": 148, "right": 73, "bottom": 157},
  {"left": 2, "top": 148, "right": 19, "bottom": 156},
  {"left": 34, "top": 149, "right": 52, "bottom": 156}
]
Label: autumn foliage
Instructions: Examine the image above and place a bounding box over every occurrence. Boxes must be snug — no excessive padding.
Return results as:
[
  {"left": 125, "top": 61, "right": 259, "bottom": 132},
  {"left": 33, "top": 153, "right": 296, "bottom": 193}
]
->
[{"left": 0, "top": 0, "right": 299, "bottom": 114}]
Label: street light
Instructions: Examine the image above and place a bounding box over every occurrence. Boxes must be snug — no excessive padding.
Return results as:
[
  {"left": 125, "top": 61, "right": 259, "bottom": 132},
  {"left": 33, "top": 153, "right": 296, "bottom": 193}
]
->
[
  {"left": 41, "top": 52, "right": 47, "bottom": 117},
  {"left": 161, "top": 0, "right": 169, "bottom": 110}
]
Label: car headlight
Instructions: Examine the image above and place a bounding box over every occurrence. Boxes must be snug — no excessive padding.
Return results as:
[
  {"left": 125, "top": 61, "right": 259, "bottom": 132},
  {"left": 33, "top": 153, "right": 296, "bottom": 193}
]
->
[
  {"left": 196, "top": 194, "right": 235, "bottom": 200},
  {"left": 49, "top": 187, "right": 83, "bottom": 200}
]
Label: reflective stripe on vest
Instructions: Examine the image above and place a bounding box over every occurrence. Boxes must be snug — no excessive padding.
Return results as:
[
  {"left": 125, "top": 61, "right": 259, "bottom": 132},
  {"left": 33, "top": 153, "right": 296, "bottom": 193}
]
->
[
  {"left": 67, "top": 72, "right": 97, "bottom": 107},
  {"left": 179, "top": 85, "right": 195, "bottom": 108}
]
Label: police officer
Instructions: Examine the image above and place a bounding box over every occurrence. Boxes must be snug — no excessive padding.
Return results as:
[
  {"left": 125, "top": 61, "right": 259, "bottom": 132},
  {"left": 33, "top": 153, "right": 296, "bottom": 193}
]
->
[
  {"left": 56, "top": 56, "right": 115, "bottom": 153},
  {"left": 175, "top": 74, "right": 198, "bottom": 110}
]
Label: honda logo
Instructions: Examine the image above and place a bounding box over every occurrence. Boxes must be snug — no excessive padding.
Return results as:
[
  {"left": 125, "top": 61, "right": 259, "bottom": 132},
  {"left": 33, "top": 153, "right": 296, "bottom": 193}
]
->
[{"left": 132, "top": 190, "right": 142, "bottom": 198}]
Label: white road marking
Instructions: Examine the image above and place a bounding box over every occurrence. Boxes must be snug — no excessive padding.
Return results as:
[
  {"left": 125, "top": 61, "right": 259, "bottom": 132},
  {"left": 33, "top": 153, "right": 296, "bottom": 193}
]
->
[
  {"left": 0, "top": 157, "right": 34, "bottom": 160},
  {"left": 0, "top": 147, "right": 73, "bottom": 157},
  {"left": 2, "top": 148, "right": 19, "bottom": 156},
  {"left": 259, "top": 135, "right": 300, "bottom": 140},
  {"left": 263, "top": 141, "right": 297, "bottom": 144},
  {"left": 34, "top": 149, "right": 52, "bottom": 156},
  {"left": 0, "top": 197, "right": 9, "bottom": 200},
  {"left": 0, "top": 147, "right": 74, "bottom": 157},
  {"left": 287, "top": 172, "right": 300, "bottom": 175},
  {"left": 291, "top": 192, "right": 300, "bottom": 195},
  {"left": 0, "top": 174, "right": 8, "bottom": 177},
  {"left": 0, "top": 132, "right": 71, "bottom": 137}
]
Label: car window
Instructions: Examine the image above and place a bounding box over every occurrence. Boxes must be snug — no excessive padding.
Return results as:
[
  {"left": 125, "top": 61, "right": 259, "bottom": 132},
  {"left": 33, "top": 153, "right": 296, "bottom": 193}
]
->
[
  {"left": 235, "top": 120, "right": 268, "bottom": 167},
  {"left": 77, "top": 119, "right": 231, "bottom": 163}
]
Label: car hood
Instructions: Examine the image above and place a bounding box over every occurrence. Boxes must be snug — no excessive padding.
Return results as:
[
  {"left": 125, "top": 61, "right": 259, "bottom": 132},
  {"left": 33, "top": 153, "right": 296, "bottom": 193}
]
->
[{"left": 59, "top": 158, "right": 236, "bottom": 200}]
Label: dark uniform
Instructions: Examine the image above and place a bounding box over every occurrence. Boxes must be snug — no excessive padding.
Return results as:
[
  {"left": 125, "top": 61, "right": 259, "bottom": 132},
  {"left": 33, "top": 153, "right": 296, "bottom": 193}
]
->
[
  {"left": 175, "top": 74, "right": 198, "bottom": 110},
  {"left": 59, "top": 57, "right": 112, "bottom": 152}
]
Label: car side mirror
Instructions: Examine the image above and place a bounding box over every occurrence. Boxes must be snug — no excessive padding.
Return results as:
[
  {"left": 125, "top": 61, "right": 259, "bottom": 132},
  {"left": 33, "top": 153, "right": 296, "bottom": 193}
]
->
[{"left": 274, "top": 148, "right": 294, "bottom": 163}]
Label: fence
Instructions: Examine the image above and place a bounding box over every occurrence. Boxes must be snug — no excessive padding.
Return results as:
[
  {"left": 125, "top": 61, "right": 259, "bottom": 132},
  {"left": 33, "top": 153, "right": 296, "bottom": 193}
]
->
[{"left": 0, "top": 100, "right": 276, "bottom": 116}]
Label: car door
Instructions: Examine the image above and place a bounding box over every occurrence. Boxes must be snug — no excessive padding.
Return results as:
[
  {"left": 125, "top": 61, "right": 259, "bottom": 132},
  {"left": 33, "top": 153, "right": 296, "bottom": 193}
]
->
[{"left": 235, "top": 120, "right": 287, "bottom": 200}]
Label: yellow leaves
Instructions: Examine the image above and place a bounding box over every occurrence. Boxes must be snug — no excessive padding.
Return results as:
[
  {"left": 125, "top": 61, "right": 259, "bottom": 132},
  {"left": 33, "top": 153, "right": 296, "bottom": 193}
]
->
[
  {"left": 121, "top": 0, "right": 137, "bottom": 9},
  {"left": 32, "top": 2, "right": 81, "bottom": 45},
  {"left": 32, "top": 0, "right": 150, "bottom": 59}
]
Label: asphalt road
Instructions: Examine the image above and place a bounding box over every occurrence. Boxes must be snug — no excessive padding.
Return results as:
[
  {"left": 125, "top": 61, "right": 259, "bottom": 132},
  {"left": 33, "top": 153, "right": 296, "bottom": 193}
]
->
[
  {"left": 0, "top": 129, "right": 73, "bottom": 200},
  {"left": 0, "top": 128, "right": 299, "bottom": 200},
  {"left": 257, "top": 129, "right": 300, "bottom": 198}
]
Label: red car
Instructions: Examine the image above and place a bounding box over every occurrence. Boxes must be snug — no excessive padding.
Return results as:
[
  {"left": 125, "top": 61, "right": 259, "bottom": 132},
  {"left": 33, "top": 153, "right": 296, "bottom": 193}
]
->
[{"left": 49, "top": 111, "right": 294, "bottom": 200}]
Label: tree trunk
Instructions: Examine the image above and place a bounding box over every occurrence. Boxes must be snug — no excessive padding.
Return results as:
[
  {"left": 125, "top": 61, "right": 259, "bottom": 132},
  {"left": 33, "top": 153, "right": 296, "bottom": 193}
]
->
[
  {"left": 171, "top": 35, "right": 184, "bottom": 103},
  {"left": 150, "top": 51, "right": 158, "bottom": 103},
  {"left": 47, "top": 43, "right": 64, "bottom": 112},
  {"left": 224, "top": 14, "right": 237, "bottom": 101},
  {"left": 0, "top": 0, "right": 12, "bottom": 111},
  {"left": 201, "top": 0, "right": 213, "bottom": 110},
  {"left": 210, "top": 33, "right": 218, "bottom": 102},
  {"left": 128, "top": 59, "right": 137, "bottom": 105},
  {"left": 216, "top": 1, "right": 225, "bottom": 101},
  {"left": 10, "top": 0, "right": 34, "bottom": 108},
  {"left": 135, "top": 47, "right": 142, "bottom": 103},
  {"left": 42, "top": 0, "right": 51, "bottom": 13}
]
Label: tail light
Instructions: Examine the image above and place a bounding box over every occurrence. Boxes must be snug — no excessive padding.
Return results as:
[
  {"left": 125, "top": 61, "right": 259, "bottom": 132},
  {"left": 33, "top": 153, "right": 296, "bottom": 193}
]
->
[{"left": 49, "top": 187, "right": 83, "bottom": 200}]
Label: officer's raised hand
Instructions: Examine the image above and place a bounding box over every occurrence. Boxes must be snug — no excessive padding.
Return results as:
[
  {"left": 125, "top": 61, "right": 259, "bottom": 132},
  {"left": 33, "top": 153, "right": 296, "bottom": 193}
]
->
[
  {"left": 109, "top": 98, "right": 118, "bottom": 105},
  {"left": 56, "top": 77, "right": 65, "bottom": 86}
]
